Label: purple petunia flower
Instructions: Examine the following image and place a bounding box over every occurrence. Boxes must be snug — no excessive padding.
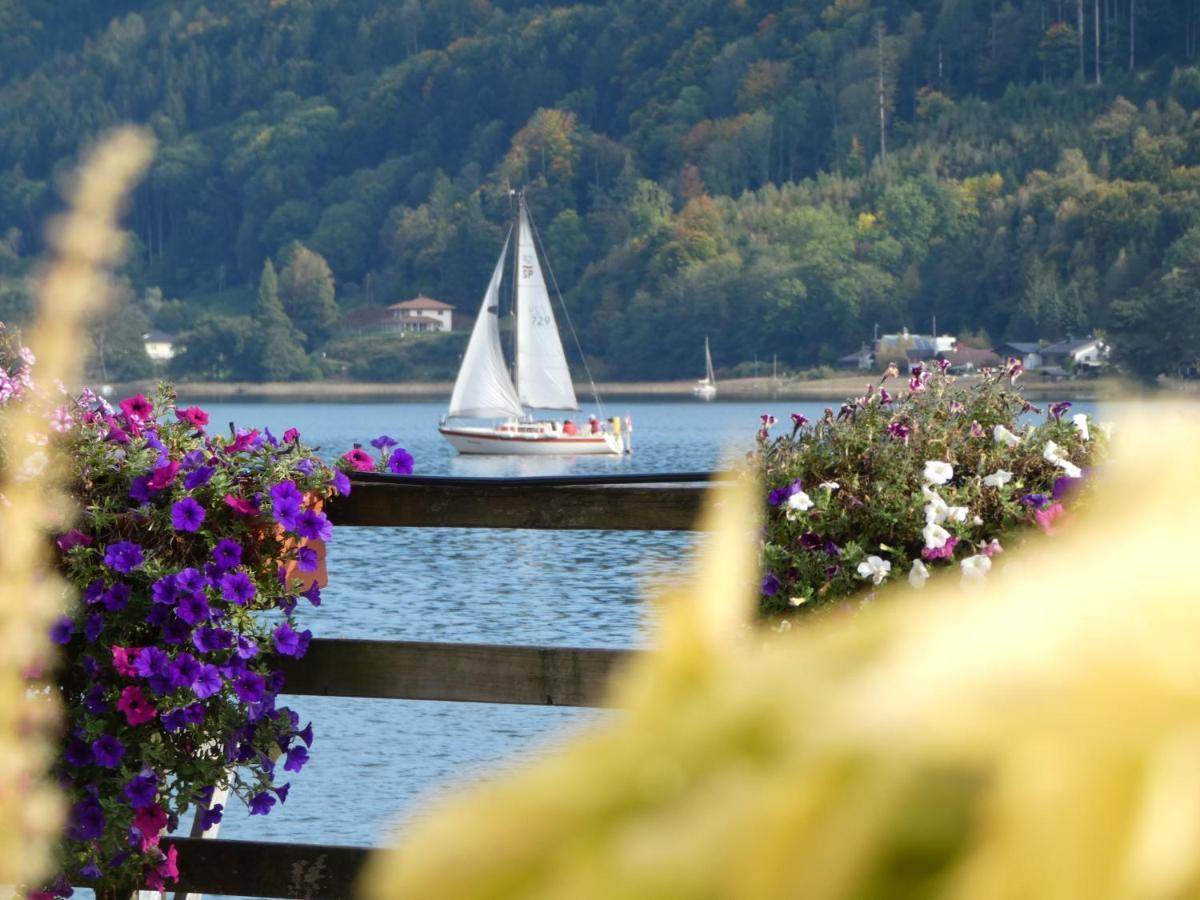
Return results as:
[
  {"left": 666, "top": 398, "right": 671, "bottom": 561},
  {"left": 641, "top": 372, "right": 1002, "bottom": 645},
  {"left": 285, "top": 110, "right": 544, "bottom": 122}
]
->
[
  {"left": 302, "top": 582, "right": 321, "bottom": 607},
  {"left": 161, "top": 708, "right": 189, "bottom": 733},
  {"left": 183, "top": 466, "right": 215, "bottom": 490},
  {"left": 105, "top": 541, "right": 144, "bottom": 574},
  {"left": 331, "top": 470, "right": 351, "bottom": 497},
  {"left": 387, "top": 447, "right": 414, "bottom": 474},
  {"left": 200, "top": 804, "right": 224, "bottom": 831},
  {"left": 168, "top": 654, "right": 202, "bottom": 690},
  {"left": 193, "top": 664, "right": 223, "bottom": 699},
  {"left": 370, "top": 435, "right": 399, "bottom": 450},
  {"left": 1020, "top": 492, "right": 1049, "bottom": 509},
  {"left": 128, "top": 475, "right": 153, "bottom": 504},
  {"left": 297, "top": 547, "right": 319, "bottom": 572},
  {"left": 235, "top": 636, "right": 259, "bottom": 660},
  {"left": 248, "top": 792, "right": 275, "bottom": 816},
  {"left": 212, "top": 539, "right": 242, "bottom": 570},
  {"left": 103, "top": 582, "right": 131, "bottom": 612},
  {"left": 296, "top": 721, "right": 314, "bottom": 747},
  {"left": 171, "top": 497, "right": 206, "bottom": 533},
  {"left": 1050, "top": 400, "right": 1073, "bottom": 422},
  {"left": 161, "top": 617, "right": 191, "bottom": 645},
  {"left": 234, "top": 671, "right": 266, "bottom": 704},
  {"left": 124, "top": 770, "right": 159, "bottom": 809},
  {"left": 760, "top": 572, "right": 782, "bottom": 596},
  {"left": 50, "top": 615, "right": 74, "bottom": 645},
  {"left": 91, "top": 734, "right": 125, "bottom": 768},
  {"left": 274, "top": 782, "right": 290, "bottom": 804},
  {"left": 294, "top": 508, "right": 332, "bottom": 541},
  {"left": 151, "top": 575, "right": 178, "bottom": 606},
  {"left": 767, "top": 478, "right": 803, "bottom": 507},
  {"left": 176, "top": 567, "right": 208, "bottom": 593},
  {"left": 193, "top": 626, "right": 233, "bottom": 653},
  {"left": 272, "top": 623, "right": 309, "bottom": 658},
  {"left": 65, "top": 737, "right": 94, "bottom": 768},
  {"left": 283, "top": 745, "right": 309, "bottom": 773},
  {"left": 84, "top": 613, "right": 103, "bottom": 643},
  {"left": 270, "top": 479, "right": 303, "bottom": 508},
  {"left": 80, "top": 859, "right": 102, "bottom": 880},
  {"left": 176, "top": 593, "right": 211, "bottom": 626},
  {"left": 221, "top": 572, "right": 256, "bottom": 606},
  {"left": 180, "top": 449, "right": 206, "bottom": 469},
  {"left": 84, "top": 686, "right": 109, "bottom": 715},
  {"left": 69, "top": 798, "right": 106, "bottom": 841},
  {"left": 56, "top": 529, "right": 92, "bottom": 552},
  {"left": 294, "top": 458, "right": 314, "bottom": 476}
]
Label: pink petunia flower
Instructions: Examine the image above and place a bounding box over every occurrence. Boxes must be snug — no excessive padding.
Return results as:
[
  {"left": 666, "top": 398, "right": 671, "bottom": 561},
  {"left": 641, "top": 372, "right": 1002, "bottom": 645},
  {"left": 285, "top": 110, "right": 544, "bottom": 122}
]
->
[
  {"left": 112, "top": 646, "right": 141, "bottom": 677},
  {"left": 116, "top": 685, "right": 157, "bottom": 726},
  {"left": 1034, "top": 502, "right": 1065, "bottom": 535},
  {"left": 175, "top": 406, "right": 209, "bottom": 429},
  {"left": 341, "top": 448, "right": 375, "bottom": 473}
]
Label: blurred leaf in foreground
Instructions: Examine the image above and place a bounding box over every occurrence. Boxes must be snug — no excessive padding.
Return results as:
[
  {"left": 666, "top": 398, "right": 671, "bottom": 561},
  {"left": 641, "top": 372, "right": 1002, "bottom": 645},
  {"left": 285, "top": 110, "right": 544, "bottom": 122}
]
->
[{"left": 361, "top": 411, "right": 1200, "bottom": 900}]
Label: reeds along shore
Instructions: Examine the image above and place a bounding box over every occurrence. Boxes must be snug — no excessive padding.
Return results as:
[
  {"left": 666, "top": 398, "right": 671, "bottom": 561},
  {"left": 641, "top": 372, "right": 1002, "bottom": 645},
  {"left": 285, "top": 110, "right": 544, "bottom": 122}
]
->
[{"left": 104, "top": 374, "right": 1140, "bottom": 403}]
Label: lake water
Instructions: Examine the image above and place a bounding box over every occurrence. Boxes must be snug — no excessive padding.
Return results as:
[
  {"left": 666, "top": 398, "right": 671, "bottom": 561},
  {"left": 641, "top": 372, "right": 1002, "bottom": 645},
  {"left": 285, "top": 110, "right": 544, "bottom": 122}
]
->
[{"left": 167, "top": 394, "right": 1108, "bottom": 864}]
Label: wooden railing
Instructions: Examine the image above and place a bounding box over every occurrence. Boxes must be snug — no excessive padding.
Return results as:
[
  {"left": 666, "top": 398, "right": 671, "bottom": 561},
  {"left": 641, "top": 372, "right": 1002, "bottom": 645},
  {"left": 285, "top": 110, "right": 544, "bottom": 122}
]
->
[{"left": 161, "top": 472, "right": 722, "bottom": 899}]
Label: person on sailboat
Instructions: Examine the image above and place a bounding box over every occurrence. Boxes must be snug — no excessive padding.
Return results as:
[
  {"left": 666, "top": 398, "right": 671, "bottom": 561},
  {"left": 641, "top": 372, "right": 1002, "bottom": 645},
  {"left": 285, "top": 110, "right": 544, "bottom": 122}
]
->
[
  {"left": 563, "top": 419, "right": 577, "bottom": 435},
  {"left": 589, "top": 415, "right": 600, "bottom": 434}
]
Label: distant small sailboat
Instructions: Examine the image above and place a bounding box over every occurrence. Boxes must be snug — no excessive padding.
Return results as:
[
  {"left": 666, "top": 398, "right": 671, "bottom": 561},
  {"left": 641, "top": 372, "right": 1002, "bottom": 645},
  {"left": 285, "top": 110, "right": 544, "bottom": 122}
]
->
[
  {"left": 693, "top": 337, "right": 717, "bottom": 400},
  {"left": 438, "top": 192, "right": 623, "bottom": 455}
]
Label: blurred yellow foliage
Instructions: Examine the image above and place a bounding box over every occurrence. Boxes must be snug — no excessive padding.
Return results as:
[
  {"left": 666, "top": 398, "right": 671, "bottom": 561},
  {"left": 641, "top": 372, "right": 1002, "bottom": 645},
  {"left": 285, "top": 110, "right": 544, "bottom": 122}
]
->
[
  {"left": 361, "top": 409, "right": 1200, "bottom": 900},
  {"left": 0, "top": 128, "right": 153, "bottom": 890}
]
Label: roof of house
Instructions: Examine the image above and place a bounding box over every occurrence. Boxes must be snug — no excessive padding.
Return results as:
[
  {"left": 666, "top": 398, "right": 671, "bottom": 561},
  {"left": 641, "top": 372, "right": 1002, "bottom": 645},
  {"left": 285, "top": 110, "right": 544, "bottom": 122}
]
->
[
  {"left": 389, "top": 296, "right": 454, "bottom": 311},
  {"left": 142, "top": 331, "right": 175, "bottom": 343},
  {"left": 1042, "top": 337, "right": 1104, "bottom": 355},
  {"left": 937, "top": 347, "right": 1002, "bottom": 367},
  {"left": 996, "top": 341, "right": 1042, "bottom": 353}
]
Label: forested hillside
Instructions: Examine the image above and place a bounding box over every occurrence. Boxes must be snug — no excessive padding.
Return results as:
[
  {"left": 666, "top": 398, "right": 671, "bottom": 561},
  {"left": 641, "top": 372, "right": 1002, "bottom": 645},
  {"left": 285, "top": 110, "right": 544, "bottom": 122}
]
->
[{"left": 0, "top": 0, "right": 1198, "bottom": 381}]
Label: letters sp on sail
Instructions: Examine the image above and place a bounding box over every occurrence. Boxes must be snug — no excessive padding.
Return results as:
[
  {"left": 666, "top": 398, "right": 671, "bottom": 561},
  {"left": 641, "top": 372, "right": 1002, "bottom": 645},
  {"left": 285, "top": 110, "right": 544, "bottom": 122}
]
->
[{"left": 514, "top": 204, "right": 579, "bottom": 411}]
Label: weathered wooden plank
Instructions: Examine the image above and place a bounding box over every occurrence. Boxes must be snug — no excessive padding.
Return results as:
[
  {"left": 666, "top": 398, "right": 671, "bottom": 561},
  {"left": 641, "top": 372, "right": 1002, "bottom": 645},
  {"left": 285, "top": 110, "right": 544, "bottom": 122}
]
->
[
  {"left": 279, "top": 638, "right": 636, "bottom": 707},
  {"left": 328, "top": 475, "right": 721, "bottom": 530},
  {"left": 163, "top": 836, "right": 367, "bottom": 900}
]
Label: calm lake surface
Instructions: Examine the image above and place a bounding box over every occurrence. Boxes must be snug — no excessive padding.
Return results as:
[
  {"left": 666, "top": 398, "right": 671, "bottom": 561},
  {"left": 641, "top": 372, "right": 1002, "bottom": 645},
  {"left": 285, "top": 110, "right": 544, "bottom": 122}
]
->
[{"left": 168, "top": 394, "right": 1108, "bottom": 860}]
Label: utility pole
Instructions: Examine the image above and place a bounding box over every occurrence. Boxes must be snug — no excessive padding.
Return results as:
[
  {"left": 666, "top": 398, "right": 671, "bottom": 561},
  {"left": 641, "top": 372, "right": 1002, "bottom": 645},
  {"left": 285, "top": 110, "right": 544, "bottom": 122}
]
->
[{"left": 1095, "top": 0, "right": 1102, "bottom": 83}]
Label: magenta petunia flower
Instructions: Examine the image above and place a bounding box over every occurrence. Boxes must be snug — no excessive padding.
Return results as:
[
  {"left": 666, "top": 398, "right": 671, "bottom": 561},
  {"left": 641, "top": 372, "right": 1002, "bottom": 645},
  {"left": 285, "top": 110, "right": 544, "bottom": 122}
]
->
[
  {"left": 116, "top": 686, "right": 157, "bottom": 726},
  {"left": 224, "top": 494, "right": 259, "bottom": 516},
  {"left": 148, "top": 460, "right": 180, "bottom": 491},
  {"left": 341, "top": 448, "right": 374, "bottom": 472},
  {"left": 175, "top": 406, "right": 210, "bottom": 429},
  {"left": 119, "top": 393, "right": 153, "bottom": 423}
]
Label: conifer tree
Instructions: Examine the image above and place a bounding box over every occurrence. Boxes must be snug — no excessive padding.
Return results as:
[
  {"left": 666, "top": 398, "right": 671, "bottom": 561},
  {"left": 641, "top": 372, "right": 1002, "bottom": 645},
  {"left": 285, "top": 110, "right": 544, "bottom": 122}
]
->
[{"left": 254, "top": 259, "right": 312, "bottom": 381}]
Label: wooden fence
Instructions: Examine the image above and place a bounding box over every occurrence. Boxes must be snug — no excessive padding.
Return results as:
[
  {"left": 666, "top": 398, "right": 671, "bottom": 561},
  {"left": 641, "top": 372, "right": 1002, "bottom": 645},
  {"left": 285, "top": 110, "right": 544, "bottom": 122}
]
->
[{"left": 161, "top": 472, "right": 721, "bottom": 899}]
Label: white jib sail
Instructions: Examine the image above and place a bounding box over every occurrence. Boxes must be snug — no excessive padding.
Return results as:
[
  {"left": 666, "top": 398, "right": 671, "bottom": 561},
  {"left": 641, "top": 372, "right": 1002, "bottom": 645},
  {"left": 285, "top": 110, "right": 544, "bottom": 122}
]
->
[
  {"left": 446, "top": 234, "right": 524, "bottom": 419},
  {"left": 515, "top": 204, "right": 579, "bottom": 411}
]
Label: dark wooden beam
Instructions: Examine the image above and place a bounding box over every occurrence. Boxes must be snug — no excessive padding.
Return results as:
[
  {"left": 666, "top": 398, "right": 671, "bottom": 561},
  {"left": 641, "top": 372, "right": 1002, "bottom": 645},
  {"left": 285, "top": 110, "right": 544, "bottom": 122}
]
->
[
  {"left": 279, "top": 638, "right": 637, "bottom": 707},
  {"left": 163, "top": 836, "right": 367, "bottom": 899},
  {"left": 328, "top": 475, "right": 721, "bottom": 530}
]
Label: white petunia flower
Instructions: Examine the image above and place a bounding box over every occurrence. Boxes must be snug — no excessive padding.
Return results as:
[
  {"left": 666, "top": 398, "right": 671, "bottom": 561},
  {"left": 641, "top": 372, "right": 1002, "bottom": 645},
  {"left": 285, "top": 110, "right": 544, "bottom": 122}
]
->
[
  {"left": 819, "top": 481, "right": 840, "bottom": 491},
  {"left": 960, "top": 554, "right": 992, "bottom": 586},
  {"left": 972, "top": 515, "right": 984, "bottom": 526},
  {"left": 787, "top": 595, "right": 807, "bottom": 607},
  {"left": 1058, "top": 459, "right": 1082, "bottom": 479},
  {"left": 947, "top": 505, "right": 970, "bottom": 523},
  {"left": 856, "top": 555, "right": 892, "bottom": 585},
  {"left": 1072, "top": 413, "right": 1090, "bottom": 441},
  {"left": 994, "top": 424, "right": 1021, "bottom": 447},
  {"left": 982, "top": 469, "right": 1012, "bottom": 487},
  {"left": 908, "top": 560, "right": 930, "bottom": 589},
  {"left": 1042, "top": 440, "right": 1062, "bottom": 464},
  {"left": 784, "top": 490, "right": 814, "bottom": 521},
  {"left": 923, "top": 460, "right": 954, "bottom": 485},
  {"left": 923, "top": 488, "right": 950, "bottom": 524},
  {"left": 923, "top": 521, "right": 951, "bottom": 550}
]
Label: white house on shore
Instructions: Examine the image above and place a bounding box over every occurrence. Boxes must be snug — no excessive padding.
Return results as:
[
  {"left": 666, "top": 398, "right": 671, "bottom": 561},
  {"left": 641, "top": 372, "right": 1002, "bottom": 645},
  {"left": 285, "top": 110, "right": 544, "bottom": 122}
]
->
[
  {"left": 386, "top": 296, "right": 454, "bottom": 333},
  {"left": 142, "top": 331, "right": 175, "bottom": 361}
]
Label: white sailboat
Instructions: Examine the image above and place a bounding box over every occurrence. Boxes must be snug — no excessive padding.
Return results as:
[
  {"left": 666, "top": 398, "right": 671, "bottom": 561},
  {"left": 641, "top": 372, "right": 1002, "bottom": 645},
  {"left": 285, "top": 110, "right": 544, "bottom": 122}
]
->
[
  {"left": 693, "top": 336, "right": 717, "bottom": 400},
  {"left": 438, "top": 194, "right": 624, "bottom": 455}
]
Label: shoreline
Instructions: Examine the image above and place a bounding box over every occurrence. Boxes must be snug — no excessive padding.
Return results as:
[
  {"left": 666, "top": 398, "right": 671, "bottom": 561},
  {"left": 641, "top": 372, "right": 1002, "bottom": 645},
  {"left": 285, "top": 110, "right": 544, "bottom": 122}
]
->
[{"left": 105, "top": 374, "right": 1159, "bottom": 403}]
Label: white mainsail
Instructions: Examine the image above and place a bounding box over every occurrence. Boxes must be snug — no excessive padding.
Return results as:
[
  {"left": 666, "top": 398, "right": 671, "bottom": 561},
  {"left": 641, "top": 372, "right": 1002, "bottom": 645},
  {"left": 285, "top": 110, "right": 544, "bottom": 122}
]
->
[
  {"left": 515, "top": 203, "right": 579, "bottom": 411},
  {"left": 704, "top": 336, "right": 715, "bottom": 385},
  {"left": 446, "top": 234, "right": 524, "bottom": 419}
]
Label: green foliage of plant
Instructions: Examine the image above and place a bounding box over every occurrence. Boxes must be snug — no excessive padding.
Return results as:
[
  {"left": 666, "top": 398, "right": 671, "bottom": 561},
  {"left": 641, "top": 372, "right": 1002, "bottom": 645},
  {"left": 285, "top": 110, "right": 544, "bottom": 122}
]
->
[{"left": 755, "top": 363, "right": 1108, "bottom": 615}]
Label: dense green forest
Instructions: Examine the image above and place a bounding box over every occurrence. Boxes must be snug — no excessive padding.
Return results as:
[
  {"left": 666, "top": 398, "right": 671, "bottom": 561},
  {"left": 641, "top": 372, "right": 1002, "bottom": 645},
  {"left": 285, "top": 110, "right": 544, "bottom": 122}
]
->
[{"left": 1, "top": 0, "right": 1199, "bottom": 382}]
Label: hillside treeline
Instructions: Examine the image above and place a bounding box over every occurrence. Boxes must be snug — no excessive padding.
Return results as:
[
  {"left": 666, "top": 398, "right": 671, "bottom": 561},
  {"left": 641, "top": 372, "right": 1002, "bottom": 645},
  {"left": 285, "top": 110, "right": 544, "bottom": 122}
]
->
[{"left": 0, "top": 0, "right": 1197, "bottom": 381}]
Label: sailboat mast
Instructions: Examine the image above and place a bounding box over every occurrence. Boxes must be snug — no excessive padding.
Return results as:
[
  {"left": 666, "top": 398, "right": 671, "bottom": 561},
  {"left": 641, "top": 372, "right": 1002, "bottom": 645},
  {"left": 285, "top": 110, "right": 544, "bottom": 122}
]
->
[{"left": 511, "top": 191, "right": 522, "bottom": 414}]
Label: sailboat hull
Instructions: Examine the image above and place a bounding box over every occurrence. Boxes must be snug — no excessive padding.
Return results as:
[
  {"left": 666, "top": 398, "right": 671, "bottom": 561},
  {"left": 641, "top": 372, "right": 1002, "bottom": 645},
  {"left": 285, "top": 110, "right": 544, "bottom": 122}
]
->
[
  {"left": 439, "top": 424, "right": 624, "bottom": 455},
  {"left": 693, "top": 383, "right": 717, "bottom": 400}
]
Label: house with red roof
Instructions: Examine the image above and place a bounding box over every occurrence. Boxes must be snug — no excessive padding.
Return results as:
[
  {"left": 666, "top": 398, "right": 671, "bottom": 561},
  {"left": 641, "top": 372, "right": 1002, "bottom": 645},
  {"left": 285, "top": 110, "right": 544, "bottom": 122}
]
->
[{"left": 387, "top": 296, "right": 454, "bottom": 333}]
